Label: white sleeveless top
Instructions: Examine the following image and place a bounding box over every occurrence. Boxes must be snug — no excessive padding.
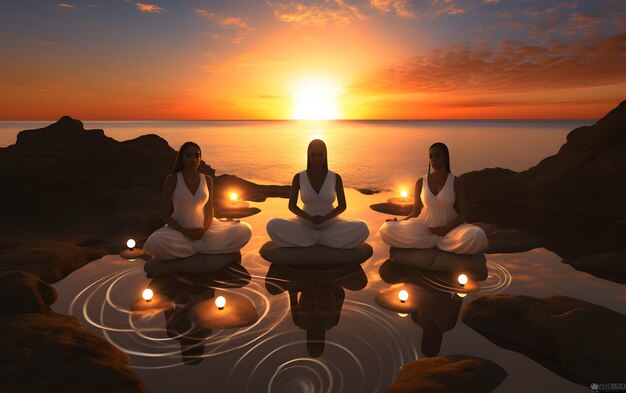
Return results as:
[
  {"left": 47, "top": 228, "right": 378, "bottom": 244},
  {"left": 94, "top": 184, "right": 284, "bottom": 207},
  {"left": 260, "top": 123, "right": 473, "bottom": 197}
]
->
[
  {"left": 299, "top": 170, "right": 336, "bottom": 216},
  {"left": 171, "top": 172, "right": 209, "bottom": 228},
  {"left": 417, "top": 173, "right": 457, "bottom": 228}
]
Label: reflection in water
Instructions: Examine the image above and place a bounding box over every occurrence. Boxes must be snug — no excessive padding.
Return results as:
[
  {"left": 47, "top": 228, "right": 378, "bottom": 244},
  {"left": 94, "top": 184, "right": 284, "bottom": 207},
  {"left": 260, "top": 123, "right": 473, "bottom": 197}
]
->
[
  {"left": 145, "top": 262, "right": 257, "bottom": 365},
  {"left": 375, "top": 259, "right": 510, "bottom": 357},
  {"left": 67, "top": 260, "right": 289, "bottom": 369},
  {"left": 265, "top": 263, "right": 368, "bottom": 357}
]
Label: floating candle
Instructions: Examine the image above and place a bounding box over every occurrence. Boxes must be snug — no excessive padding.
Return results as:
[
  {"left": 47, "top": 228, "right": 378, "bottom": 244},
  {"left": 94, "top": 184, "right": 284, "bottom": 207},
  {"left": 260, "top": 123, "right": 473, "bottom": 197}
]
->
[
  {"left": 398, "top": 289, "right": 409, "bottom": 303},
  {"left": 215, "top": 295, "right": 226, "bottom": 310},
  {"left": 142, "top": 288, "right": 153, "bottom": 303}
]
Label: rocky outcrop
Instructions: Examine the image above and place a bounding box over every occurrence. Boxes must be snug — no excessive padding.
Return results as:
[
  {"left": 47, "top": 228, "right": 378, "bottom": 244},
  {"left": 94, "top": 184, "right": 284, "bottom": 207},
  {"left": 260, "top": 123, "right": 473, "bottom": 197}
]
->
[
  {"left": 461, "top": 294, "right": 626, "bottom": 386},
  {"left": 563, "top": 252, "right": 626, "bottom": 284},
  {"left": 461, "top": 100, "right": 626, "bottom": 221},
  {"left": 0, "top": 312, "right": 147, "bottom": 392},
  {"left": 0, "top": 116, "right": 286, "bottom": 282},
  {"left": 384, "top": 355, "right": 507, "bottom": 393},
  {"left": 0, "top": 271, "right": 57, "bottom": 318}
]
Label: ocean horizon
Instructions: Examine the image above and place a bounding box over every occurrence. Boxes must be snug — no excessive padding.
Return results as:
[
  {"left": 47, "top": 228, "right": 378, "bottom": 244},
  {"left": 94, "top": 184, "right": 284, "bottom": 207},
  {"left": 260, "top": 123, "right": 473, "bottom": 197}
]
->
[{"left": 1, "top": 119, "right": 592, "bottom": 192}]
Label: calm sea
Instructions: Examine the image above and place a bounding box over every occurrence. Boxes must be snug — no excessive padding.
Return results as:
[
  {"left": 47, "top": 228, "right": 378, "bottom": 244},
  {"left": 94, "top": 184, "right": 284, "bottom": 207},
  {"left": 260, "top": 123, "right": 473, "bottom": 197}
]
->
[{"left": 0, "top": 120, "right": 592, "bottom": 190}]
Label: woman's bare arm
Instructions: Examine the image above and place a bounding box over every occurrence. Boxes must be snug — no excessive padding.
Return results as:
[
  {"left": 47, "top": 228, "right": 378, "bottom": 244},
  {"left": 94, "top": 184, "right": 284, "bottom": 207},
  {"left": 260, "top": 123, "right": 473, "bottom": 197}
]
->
[
  {"left": 158, "top": 174, "right": 188, "bottom": 235},
  {"left": 288, "top": 174, "right": 314, "bottom": 221},
  {"left": 402, "top": 178, "right": 424, "bottom": 220},
  {"left": 203, "top": 175, "right": 214, "bottom": 229},
  {"left": 321, "top": 174, "right": 347, "bottom": 222}
]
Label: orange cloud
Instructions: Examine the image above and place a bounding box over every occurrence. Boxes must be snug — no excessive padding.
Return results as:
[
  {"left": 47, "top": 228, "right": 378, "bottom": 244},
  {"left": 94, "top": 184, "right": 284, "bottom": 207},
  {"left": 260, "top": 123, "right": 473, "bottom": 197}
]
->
[
  {"left": 136, "top": 2, "right": 162, "bottom": 13},
  {"left": 56, "top": 3, "right": 75, "bottom": 8},
  {"left": 33, "top": 39, "right": 57, "bottom": 46},
  {"left": 352, "top": 33, "right": 626, "bottom": 95},
  {"left": 268, "top": 0, "right": 367, "bottom": 27},
  {"left": 370, "top": 0, "right": 415, "bottom": 18},
  {"left": 195, "top": 8, "right": 253, "bottom": 43}
]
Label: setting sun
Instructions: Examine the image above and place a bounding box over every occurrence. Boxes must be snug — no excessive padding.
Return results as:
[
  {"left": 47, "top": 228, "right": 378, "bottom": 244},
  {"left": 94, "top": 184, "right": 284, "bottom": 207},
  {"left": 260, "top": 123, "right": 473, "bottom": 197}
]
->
[{"left": 291, "top": 78, "right": 341, "bottom": 120}]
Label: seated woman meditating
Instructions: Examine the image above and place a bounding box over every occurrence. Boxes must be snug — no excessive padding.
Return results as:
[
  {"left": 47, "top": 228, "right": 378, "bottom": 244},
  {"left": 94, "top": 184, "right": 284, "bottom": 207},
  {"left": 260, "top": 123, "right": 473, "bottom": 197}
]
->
[
  {"left": 378, "top": 142, "right": 488, "bottom": 254},
  {"left": 144, "top": 142, "right": 252, "bottom": 260},
  {"left": 266, "top": 139, "right": 369, "bottom": 249}
]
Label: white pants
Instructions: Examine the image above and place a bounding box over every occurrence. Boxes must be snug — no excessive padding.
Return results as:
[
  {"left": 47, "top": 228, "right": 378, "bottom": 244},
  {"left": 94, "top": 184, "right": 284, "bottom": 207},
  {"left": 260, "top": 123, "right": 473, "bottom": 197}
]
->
[
  {"left": 144, "top": 218, "right": 252, "bottom": 260},
  {"left": 266, "top": 216, "right": 369, "bottom": 249},
  {"left": 379, "top": 219, "right": 488, "bottom": 254}
]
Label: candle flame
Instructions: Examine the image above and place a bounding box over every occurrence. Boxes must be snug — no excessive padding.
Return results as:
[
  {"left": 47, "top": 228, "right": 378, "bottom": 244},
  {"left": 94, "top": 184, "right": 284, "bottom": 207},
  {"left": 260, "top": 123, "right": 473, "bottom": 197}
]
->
[
  {"left": 215, "top": 295, "right": 226, "bottom": 310},
  {"left": 142, "top": 288, "right": 153, "bottom": 302}
]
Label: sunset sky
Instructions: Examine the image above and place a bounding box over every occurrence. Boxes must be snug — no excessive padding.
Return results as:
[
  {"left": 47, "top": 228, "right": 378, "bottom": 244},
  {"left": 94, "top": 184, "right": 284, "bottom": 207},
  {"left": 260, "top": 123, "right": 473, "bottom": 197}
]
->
[{"left": 1, "top": 0, "right": 625, "bottom": 120}]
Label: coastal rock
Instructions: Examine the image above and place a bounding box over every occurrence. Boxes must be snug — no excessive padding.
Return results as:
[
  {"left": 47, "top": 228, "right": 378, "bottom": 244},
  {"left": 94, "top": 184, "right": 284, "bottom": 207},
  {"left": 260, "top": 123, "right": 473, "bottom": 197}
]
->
[
  {"left": 564, "top": 252, "right": 626, "bottom": 284},
  {"left": 461, "top": 100, "right": 626, "bottom": 221},
  {"left": 0, "top": 116, "right": 286, "bottom": 282},
  {"left": 370, "top": 203, "right": 413, "bottom": 216},
  {"left": 0, "top": 271, "right": 57, "bottom": 318},
  {"left": 461, "top": 294, "right": 626, "bottom": 385},
  {"left": 356, "top": 188, "right": 380, "bottom": 195},
  {"left": 389, "top": 248, "right": 488, "bottom": 281},
  {"left": 384, "top": 355, "right": 507, "bottom": 393},
  {"left": 144, "top": 252, "right": 241, "bottom": 278},
  {"left": 214, "top": 206, "right": 261, "bottom": 219},
  {"left": 259, "top": 241, "right": 373, "bottom": 265},
  {"left": 475, "top": 223, "right": 544, "bottom": 253},
  {"left": 0, "top": 312, "right": 146, "bottom": 392}
]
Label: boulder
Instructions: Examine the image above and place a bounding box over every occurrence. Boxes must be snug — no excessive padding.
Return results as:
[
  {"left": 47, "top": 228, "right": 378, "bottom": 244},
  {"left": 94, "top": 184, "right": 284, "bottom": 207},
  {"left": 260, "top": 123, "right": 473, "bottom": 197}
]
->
[
  {"left": 564, "top": 252, "right": 626, "bottom": 284},
  {"left": 461, "top": 294, "right": 626, "bottom": 385},
  {"left": 143, "top": 252, "right": 241, "bottom": 278},
  {"left": 0, "top": 312, "right": 146, "bottom": 392},
  {"left": 259, "top": 241, "right": 373, "bottom": 265},
  {"left": 384, "top": 355, "right": 507, "bottom": 393},
  {"left": 370, "top": 203, "right": 413, "bottom": 216},
  {"left": 389, "top": 248, "right": 488, "bottom": 281},
  {"left": 0, "top": 271, "right": 57, "bottom": 318}
]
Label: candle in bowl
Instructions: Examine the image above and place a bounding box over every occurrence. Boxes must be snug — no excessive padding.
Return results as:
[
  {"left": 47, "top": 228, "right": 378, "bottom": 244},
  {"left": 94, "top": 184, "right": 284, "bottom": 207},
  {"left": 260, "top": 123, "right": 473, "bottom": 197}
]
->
[
  {"left": 221, "top": 191, "right": 249, "bottom": 209},
  {"left": 387, "top": 188, "right": 414, "bottom": 208},
  {"left": 120, "top": 238, "right": 144, "bottom": 260}
]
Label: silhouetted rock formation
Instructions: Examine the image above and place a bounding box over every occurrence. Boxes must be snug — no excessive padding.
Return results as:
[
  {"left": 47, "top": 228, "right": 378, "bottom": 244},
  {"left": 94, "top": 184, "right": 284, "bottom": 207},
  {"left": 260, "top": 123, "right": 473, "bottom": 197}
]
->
[
  {"left": 0, "top": 271, "right": 57, "bottom": 318},
  {"left": 384, "top": 355, "right": 507, "bottom": 393},
  {"left": 0, "top": 312, "right": 147, "bottom": 392},
  {"left": 0, "top": 116, "right": 287, "bottom": 282},
  {"left": 459, "top": 101, "right": 626, "bottom": 264},
  {"left": 462, "top": 294, "right": 626, "bottom": 386},
  {"left": 462, "top": 100, "right": 626, "bottom": 221},
  {"left": 564, "top": 252, "right": 626, "bottom": 284}
]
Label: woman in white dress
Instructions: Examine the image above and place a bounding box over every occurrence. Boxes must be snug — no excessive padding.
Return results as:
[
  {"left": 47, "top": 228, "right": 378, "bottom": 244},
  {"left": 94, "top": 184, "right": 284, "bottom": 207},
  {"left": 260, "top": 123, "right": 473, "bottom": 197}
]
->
[
  {"left": 144, "top": 142, "right": 252, "bottom": 260},
  {"left": 266, "top": 139, "right": 369, "bottom": 249},
  {"left": 379, "top": 142, "right": 488, "bottom": 254}
]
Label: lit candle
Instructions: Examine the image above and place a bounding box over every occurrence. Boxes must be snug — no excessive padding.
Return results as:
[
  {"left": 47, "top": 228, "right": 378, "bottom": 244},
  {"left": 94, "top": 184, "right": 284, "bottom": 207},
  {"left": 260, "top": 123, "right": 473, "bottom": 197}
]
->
[
  {"left": 215, "top": 295, "right": 226, "bottom": 310},
  {"left": 400, "top": 189, "right": 408, "bottom": 202},
  {"left": 142, "top": 288, "right": 153, "bottom": 303},
  {"left": 398, "top": 289, "right": 409, "bottom": 303},
  {"left": 458, "top": 274, "right": 468, "bottom": 287},
  {"left": 127, "top": 239, "right": 136, "bottom": 251}
]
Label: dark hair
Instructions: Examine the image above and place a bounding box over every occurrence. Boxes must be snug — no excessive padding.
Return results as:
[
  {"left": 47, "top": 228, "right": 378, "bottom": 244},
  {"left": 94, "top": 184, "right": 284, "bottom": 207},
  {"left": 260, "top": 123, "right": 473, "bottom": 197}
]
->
[
  {"left": 172, "top": 142, "right": 201, "bottom": 174},
  {"left": 306, "top": 139, "right": 328, "bottom": 172},
  {"left": 427, "top": 142, "right": 451, "bottom": 174}
]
